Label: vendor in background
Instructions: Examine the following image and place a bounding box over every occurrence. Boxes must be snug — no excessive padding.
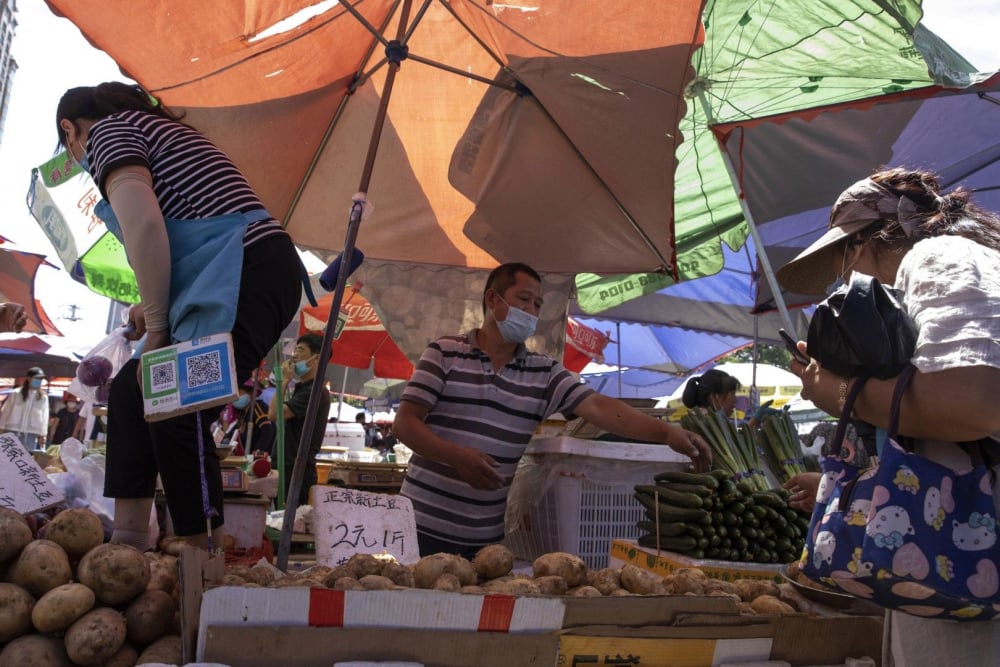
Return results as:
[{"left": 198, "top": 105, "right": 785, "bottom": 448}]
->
[
  {"left": 0, "top": 367, "right": 50, "bottom": 451},
  {"left": 355, "top": 411, "right": 383, "bottom": 449},
  {"left": 681, "top": 369, "right": 740, "bottom": 418},
  {"left": 681, "top": 369, "right": 781, "bottom": 429},
  {"left": 393, "top": 262, "right": 712, "bottom": 558},
  {"left": 269, "top": 333, "right": 329, "bottom": 506},
  {"left": 227, "top": 383, "right": 275, "bottom": 456},
  {"left": 49, "top": 392, "right": 86, "bottom": 445}
]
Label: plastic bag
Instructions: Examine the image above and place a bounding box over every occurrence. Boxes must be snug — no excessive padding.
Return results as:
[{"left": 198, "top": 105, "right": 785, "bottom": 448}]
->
[{"left": 74, "top": 326, "right": 133, "bottom": 405}]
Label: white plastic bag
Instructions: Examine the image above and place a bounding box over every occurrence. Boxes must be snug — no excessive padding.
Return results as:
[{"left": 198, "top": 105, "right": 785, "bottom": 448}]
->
[{"left": 74, "top": 326, "right": 133, "bottom": 404}]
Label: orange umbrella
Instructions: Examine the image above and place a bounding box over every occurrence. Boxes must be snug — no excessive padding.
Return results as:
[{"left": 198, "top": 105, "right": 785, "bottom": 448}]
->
[{"left": 299, "top": 290, "right": 413, "bottom": 380}]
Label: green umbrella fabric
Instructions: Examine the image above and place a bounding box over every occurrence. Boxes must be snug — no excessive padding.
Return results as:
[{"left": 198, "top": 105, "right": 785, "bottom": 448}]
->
[{"left": 576, "top": 0, "right": 979, "bottom": 317}]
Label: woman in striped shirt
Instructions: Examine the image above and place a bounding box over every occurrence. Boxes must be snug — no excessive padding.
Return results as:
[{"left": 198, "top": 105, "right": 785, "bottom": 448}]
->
[{"left": 57, "top": 82, "right": 301, "bottom": 551}]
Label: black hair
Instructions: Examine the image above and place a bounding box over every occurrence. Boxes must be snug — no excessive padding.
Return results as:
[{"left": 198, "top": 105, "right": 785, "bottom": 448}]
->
[
  {"left": 296, "top": 333, "right": 324, "bottom": 355},
  {"left": 681, "top": 369, "right": 740, "bottom": 409},
  {"left": 860, "top": 167, "right": 1000, "bottom": 253},
  {"left": 20, "top": 368, "right": 46, "bottom": 399},
  {"left": 56, "top": 81, "right": 185, "bottom": 151},
  {"left": 482, "top": 263, "right": 542, "bottom": 314}
]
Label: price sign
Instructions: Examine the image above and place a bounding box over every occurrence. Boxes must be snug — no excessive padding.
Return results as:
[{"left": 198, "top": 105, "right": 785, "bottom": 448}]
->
[
  {"left": 313, "top": 487, "right": 419, "bottom": 566},
  {"left": 0, "top": 433, "right": 65, "bottom": 514}
]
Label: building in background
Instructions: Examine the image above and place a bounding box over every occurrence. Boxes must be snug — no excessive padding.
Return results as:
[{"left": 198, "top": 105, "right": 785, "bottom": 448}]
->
[{"left": 0, "top": 0, "right": 17, "bottom": 147}]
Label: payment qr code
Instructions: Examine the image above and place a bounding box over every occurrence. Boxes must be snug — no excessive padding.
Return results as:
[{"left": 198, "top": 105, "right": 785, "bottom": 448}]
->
[
  {"left": 149, "top": 362, "right": 176, "bottom": 392},
  {"left": 185, "top": 350, "right": 223, "bottom": 388}
]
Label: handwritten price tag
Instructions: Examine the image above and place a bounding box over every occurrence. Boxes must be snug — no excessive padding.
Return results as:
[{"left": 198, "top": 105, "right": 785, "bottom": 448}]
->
[
  {"left": 313, "top": 487, "right": 419, "bottom": 566},
  {"left": 0, "top": 433, "right": 65, "bottom": 514}
]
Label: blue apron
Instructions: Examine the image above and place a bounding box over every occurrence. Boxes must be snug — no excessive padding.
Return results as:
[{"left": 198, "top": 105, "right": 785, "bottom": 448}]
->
[{"left": 95, "top": 200, "right": 314, "bottom": 344}]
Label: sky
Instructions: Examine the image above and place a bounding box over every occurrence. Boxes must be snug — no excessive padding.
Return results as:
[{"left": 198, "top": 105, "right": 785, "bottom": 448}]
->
[{"left": 0, "top": 1, "right": 998, "bottom": 354}]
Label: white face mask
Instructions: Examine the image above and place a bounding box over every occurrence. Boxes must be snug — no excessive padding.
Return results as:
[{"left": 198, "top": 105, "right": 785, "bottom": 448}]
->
[
  {"left": 66, "top": 401, "right": 78, "bottom": 409},
  {"left": 495, "top": 295, "right": 538, "bottom": 343}
]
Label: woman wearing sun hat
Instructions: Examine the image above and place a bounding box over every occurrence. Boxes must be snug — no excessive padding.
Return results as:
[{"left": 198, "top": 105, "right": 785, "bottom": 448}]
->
[
  {"left": 0, "top": 367, "right": 50, "bottom": 451},
  {"left": 776, "top": 167, "right": 1000, "bottom": 666}
]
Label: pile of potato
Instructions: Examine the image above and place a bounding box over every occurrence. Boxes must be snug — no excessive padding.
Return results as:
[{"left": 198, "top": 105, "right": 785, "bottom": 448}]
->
[
  {"left": 216, "top": 544, "right": 801, "bottom": 616},
  {"left": 0, "top": 507, "right": 182, "bottom": 666}
]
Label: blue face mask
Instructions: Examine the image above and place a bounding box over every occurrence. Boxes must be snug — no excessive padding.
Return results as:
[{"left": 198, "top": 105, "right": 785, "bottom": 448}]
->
[
  {"left": 496, "top": 296, "right": 538, "bottom": 344},
  {"left": 29, "top": 378, "right": 43, "bottom": 389},
  {"left": 232, "top": 395, "right": 250, "bottom": 410},
  {"left": 293, "top": 360, "right": 310, "bottom": 377}
]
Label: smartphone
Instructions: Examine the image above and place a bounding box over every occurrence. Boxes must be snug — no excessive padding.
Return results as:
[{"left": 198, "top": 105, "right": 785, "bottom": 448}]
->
[{"left": 779, "top": 329, "right": 809, "bottom": 364}]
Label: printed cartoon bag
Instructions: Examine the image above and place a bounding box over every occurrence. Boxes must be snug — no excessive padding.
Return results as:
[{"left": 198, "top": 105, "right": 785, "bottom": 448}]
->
[{"left": 801, "top": 365, "right": 1000, "bottom": 621}]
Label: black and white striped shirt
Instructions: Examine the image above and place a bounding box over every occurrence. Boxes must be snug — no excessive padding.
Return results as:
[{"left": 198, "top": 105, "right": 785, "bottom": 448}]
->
[
  {"left": 399, "top": 331, "right": 594, "bottom": 548},
  {"left": 86, "top": 110, "right": 286, "bottom": 245}
]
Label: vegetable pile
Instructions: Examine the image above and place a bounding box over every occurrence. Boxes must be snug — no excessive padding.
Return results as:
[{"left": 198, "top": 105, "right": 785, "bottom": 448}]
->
[
  {"left": 0, "top": 507, "right": 181, "bottom": 666},
  {"left": 634, "top": 469, "right": 811, "bottom": 564}
]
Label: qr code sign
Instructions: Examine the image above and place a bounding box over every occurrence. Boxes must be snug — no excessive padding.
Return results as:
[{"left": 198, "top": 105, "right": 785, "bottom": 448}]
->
[
  {"left": 185, "top": 350, "right": 223, "bottom": 388},
  {"left": 149, "top": 362, "right": 176, "bottom": 393}
]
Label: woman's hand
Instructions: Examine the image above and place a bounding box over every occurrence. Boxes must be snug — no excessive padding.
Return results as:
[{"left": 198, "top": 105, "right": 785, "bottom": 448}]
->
[
  {"left": 0, "top": 302, "right": 28, "bottom": 333},
  {"left": 791, "top": 344, "right": 850, "bottom": 418},
  {"left": 125, "top": 304, "right": 147, "bottom": 341},
  {"left": 783, "top": 472, "right": 821, "bottom": 512},
  {"left": 135, "top": 329, "right": 171, "bottom": 386}
]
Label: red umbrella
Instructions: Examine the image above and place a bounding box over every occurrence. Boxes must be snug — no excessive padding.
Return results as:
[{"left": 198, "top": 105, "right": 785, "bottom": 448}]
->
[
  {"left": 299, "top": 289, "right": 414, "bottom": 380},
  {"left": 0, "top": 248, "right": 62, "bottom": 335}
]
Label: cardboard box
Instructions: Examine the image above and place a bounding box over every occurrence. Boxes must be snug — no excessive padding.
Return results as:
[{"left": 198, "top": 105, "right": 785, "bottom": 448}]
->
[
  {"left": 610, "top": 539, "right": 786, "bottom": 583},
  {"left": 202, "top": 627, "right": 558, "bottom": 667}
]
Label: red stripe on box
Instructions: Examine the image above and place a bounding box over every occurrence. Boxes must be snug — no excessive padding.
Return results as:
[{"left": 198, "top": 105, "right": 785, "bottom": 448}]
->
[
  {"left": 478, "top": 595, "right": 516, "bottom": 632},
  {"left": 308, "top": 588, "right": 345, "bottom": 627}
]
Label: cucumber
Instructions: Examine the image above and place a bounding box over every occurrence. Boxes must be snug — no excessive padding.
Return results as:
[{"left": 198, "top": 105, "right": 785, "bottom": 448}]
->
[
  {"left": 656, "top": 481, "right": 715, "bottom": 497},
  {"left": 634, "top": 492, "right": 712, "bottom": 524},
  {"left": 637, "top": 533, "right": 699, "bottom": 553},
  {"left": 653, "top": 471, "right": 720, "bottom": 489},
  {"left": 708, "top": 469, "right": 731, "bottom": 482},
  {"left": 635, "top": 484, "right": 704, "bottom": 509},
  {"left": 636, "top": 520, "right": 689, "bottom": 537},
  {"left": 751, "top": 491, "right": 786, "bottom": 509},
  {"left": 718, "top": 479, "right": 742, "bottom": 504}
]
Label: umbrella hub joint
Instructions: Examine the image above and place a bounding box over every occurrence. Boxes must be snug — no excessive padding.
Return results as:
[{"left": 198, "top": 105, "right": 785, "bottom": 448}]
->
[{"left": 385, "top": 40, "right": 409, "bottom": 65}]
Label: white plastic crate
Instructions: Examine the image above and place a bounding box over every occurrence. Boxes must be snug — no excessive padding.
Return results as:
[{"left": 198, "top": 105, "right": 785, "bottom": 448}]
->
[{"left": 504, "top": 436, "right": 690, "bottom": 569}]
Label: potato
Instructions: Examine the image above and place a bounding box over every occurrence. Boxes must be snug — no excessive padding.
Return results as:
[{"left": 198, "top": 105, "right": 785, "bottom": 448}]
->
[
  {"left": 0, "top": 508, "right": 33, "bottom": 564},
  {"left": 570, "top": 585, "right": 603, "bottom": 597},
  {"left": 459, "top": 585, "right": 487, "bottom": 594},
  {"left": 77, "top": 543, "right": 150, "bottom": 605},
  {"left": 344, "top": 553, "right": 383, "bottom": 579},
  {"left": 219, "top": 574, "right": 248, "bottom": 586},
  {"left": 0, "top": 634, "right": 71, "bottom": 666},
  {"left": 472, "top": 544, "right": 514, "bottom": 580},
  {"left": 734, "top": 578, "right": 780, "bottom": 602},
  {"left": 247, "top": 564, "right": 277, "bottom": 587},
  {"left": 482, "top": 576, "right": 541, "bottom": 596},
  {"left": 432, "top": 573, "right": 462, "bottom": 591},
  {"left": 125, "top": 589, "right": 176, "bottom": 646},
  {"left": 65, "top": 607, "right": 127, "bottom": 665},
  {"left": 662, "top": 572, "right": 704, "bottom": 596},
  {"left": 136, "top": 634, "right": 182, "bottom": 666},
  {"left": 590, "top": 568, "right": 622, "bottom": 596},
  {"left": 532, "top": 552, "right": 587, "bottom": 588},
  {"left": 144, "top": 552, "right": 179, "bottom": 594},
  {"left": 321, "top": 565, "right": 355, "bottom": 588},
  {"left": 749, "top": 594, "right": 796, "bottom": 616},
  {"left": 412, "top": 553, "right": 476, "bottom": 589},
  {"left": 358, "top": 574, "right": 396, "bottom": 590},
  {"left": 331, "top": 576, "right": 366, "bottom": 591},
  {"left": 0, "top": 582, "right": 35, "bottom": 642},
  {"left": 5, "top": 539, "right": 72, "bottom": 597},
  {"left": 619, "top": 564, "right": 664, "bottom": 595},
  {"left": 44, "top": 508, "right": 105, "bottom": 561},
  {"left": 31, "top": 582, "right": 95, "bottom": 633},
  {"left": 380, "top": 560, "right": 415, "bottom": 587},
  {"left": 102, "top": 642, "right": 139, "bottom": 667},
  {"left": 533, "top": 575, "right": 568, "bottom": 596}
]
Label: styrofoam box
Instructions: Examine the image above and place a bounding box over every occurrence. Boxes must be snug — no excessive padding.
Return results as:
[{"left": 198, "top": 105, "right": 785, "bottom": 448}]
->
[{"left": 504, "top": 436, "right": 691, "bottom": 569}]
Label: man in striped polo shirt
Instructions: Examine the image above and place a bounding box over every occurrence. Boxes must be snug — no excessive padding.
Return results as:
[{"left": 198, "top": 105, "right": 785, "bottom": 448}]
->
[{"left": 394, "top": 263, "right": 712, "bottom": 558}]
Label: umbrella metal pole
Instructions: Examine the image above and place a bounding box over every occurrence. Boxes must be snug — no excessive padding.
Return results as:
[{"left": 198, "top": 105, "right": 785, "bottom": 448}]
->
[
  {"left": 277, "top": 0, "right": 416, "bottom": 571},
  {"left": 616, "top": 321, "right": 622, "bottom": 398},
  {"left": 693, "top": 91, "right": 796, "bottom": 334}
]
